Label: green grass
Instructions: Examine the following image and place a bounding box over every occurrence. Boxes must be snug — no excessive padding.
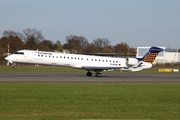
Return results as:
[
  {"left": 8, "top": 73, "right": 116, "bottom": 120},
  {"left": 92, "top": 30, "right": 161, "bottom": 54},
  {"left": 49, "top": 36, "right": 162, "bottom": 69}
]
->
[{"left": 0, "top": 82, "right": 180, "bottom": 120}]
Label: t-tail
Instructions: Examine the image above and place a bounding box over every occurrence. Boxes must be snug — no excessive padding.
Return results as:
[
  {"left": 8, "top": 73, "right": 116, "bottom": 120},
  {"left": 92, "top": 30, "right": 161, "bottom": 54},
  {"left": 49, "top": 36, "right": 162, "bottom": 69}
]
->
[
  {"left": 129, "top": 46, "right": 164, "bottom": 71},
  {"left": 137, "top": 46, "right": 164, "bottom": 64}
]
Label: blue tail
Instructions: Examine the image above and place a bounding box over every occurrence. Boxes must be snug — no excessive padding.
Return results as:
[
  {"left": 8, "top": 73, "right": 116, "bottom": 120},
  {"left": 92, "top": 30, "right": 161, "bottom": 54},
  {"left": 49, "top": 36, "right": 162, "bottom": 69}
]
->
[{"left": 137, "top": 47, "right": 164, "bottom": 64}]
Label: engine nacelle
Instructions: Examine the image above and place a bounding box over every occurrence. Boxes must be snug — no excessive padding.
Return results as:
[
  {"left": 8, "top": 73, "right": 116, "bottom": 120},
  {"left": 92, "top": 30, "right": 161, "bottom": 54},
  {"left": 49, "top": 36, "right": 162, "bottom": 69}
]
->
[{"left": 126, "top": 58, "right": 138, "bottom": 66}]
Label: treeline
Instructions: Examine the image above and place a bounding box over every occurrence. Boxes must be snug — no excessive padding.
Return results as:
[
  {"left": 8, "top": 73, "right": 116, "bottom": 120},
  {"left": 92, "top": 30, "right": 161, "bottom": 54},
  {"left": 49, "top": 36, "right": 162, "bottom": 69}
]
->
[{"left": 0, "top": 28, "right": 136, "bottom": 60}]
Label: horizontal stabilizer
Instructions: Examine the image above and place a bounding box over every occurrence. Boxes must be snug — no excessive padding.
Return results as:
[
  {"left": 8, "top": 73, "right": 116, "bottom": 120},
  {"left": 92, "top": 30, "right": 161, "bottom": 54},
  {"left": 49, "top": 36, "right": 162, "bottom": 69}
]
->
[{"left": 129, "top": 61, "right": 152, "bottom": 72}]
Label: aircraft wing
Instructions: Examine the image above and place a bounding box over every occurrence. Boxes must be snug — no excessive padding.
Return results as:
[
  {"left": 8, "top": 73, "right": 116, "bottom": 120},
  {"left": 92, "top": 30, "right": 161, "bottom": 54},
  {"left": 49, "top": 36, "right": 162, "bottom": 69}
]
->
[{"left": 81, "top": 66, "right": 124, "bottom": 70}]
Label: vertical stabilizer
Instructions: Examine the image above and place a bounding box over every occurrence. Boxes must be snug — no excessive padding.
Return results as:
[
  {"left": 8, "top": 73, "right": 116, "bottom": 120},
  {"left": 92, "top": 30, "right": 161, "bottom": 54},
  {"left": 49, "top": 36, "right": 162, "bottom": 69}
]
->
[{"left": 137, "top": 47, "right": 164, "bottom": 64}]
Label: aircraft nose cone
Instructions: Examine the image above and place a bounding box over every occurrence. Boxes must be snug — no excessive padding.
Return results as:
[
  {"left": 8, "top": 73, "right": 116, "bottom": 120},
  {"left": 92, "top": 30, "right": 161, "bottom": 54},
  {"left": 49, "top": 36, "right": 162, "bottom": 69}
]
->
[
  {"left": 5, "top": 56, "right": 9, "bottom": 60},
  {"left": 5, "top": 56, "right": 10, "bottom": 60}
]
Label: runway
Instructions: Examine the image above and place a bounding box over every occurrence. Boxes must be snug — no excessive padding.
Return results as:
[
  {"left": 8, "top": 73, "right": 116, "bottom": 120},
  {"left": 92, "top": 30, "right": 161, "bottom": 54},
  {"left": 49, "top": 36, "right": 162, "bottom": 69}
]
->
[{"left": 0, "top": 72, "right": 180, "bottom": 82}]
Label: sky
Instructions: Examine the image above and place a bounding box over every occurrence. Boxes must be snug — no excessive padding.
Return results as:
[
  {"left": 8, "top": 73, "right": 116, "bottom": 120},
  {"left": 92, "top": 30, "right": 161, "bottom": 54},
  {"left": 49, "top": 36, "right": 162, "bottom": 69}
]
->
[{"left": 0, "top": 0, "right": 180, "bottom": 48}]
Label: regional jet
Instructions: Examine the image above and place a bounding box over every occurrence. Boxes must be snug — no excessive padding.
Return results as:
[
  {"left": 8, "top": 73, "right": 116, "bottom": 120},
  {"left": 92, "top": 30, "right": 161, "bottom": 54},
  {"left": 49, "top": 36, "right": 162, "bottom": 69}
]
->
[{"left": 5, "top": 46, "right": 163, "bottom": 77}]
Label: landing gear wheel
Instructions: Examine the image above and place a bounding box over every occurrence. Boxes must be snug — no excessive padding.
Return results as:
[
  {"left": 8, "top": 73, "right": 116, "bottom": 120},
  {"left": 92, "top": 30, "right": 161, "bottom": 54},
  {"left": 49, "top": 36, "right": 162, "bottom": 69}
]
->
[
  {"left": 86, "top": 71, "right": 92, "bottom": 76},
  {"left": 13, "top": 66, "right": 17, "bottom": 69},
  {"left": 95, "top": 73, "right": 101, "bottom": 77},
  {"left": 12, "top": 63, "right": 17, "bottom": 69}
]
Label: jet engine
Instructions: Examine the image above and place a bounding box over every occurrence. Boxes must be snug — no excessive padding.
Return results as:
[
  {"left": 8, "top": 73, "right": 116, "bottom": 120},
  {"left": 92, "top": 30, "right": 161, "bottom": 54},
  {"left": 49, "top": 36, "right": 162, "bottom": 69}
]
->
[{"left": 126, "top": 58, "right": 138, "bottom": 66}]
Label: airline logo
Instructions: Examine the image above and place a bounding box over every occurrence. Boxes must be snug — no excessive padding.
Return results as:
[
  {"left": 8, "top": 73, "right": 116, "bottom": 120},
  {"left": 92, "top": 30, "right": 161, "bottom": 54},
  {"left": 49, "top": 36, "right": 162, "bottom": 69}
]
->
[
  {"left": 143, "top": 52, "right": 158, "bottom": 64},
  {"left": 38, "top": 52, "right": 52, "bottom": 55}
]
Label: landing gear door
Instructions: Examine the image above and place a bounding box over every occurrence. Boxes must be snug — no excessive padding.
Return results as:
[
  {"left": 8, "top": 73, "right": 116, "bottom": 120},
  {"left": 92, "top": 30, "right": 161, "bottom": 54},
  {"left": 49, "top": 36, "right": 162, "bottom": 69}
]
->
[{"left": 27, "top": 51, "right": 33, "bottom": 61}]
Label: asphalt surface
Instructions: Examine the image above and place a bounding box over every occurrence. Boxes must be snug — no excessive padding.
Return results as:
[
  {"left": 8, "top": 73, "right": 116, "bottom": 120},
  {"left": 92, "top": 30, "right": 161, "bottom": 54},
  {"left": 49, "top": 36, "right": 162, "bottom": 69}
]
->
[{"left": 0, "top": 72, "right": 180, "bottom": 82}]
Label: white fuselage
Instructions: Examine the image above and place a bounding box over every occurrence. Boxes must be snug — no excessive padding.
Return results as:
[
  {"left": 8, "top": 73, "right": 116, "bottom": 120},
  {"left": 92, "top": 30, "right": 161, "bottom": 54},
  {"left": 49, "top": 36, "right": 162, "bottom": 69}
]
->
[{"left": 5, "top": 50, "right": 139, "bottom": 70}]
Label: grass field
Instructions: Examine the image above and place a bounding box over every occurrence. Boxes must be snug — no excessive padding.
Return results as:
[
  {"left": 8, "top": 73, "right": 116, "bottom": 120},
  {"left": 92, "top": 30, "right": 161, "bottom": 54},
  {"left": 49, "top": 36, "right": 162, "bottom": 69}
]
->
[
  {"left": 0, "top": 82, "right": 180, "bottom": 120},
  {"left": 0, "top": 66, "right": 180, "bottom": 119}
]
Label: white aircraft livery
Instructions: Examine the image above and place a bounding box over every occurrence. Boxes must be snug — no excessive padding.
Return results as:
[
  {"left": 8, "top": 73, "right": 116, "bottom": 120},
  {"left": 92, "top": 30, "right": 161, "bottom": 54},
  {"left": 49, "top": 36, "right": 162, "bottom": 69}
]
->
[{"left": 5, "top": 46, "right": 163, "bottom": 77}]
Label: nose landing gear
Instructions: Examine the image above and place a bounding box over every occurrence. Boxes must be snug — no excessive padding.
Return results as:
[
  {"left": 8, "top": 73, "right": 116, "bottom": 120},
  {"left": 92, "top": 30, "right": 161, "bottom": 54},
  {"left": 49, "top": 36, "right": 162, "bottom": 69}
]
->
[
  {"left": 7, "top": 61, "right": 17, "bottom": 69},
  {"left": 12, "top": 63, "right": 17, "bottom": 69}
]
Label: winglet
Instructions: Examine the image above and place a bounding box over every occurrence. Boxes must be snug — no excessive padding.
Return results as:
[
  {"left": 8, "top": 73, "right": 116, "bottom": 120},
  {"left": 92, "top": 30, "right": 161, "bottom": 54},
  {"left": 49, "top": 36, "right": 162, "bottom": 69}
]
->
[{"left": 137, "top": 46, "right": 164, "bottom": 64}]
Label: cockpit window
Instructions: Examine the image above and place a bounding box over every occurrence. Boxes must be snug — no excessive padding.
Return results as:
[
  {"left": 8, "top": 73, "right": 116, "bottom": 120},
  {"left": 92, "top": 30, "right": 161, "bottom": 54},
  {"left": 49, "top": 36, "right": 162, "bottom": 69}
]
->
[{"left": 14, "top": 52, "right": 24, "bottom": 55}]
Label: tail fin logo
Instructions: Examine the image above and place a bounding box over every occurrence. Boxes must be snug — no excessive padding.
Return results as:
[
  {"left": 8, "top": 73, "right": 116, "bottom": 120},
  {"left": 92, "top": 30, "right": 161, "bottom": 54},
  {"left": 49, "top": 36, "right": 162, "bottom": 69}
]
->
[{"left": 143, "top": 52, "right": 159, "bottom": 64}]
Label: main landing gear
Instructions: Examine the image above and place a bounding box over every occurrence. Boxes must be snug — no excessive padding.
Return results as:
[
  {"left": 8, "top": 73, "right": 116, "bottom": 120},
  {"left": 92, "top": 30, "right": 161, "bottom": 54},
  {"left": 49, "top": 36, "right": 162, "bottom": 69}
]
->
[
  {"left": 86, "top": 71, "right": 92, "bottom": 76},
  {"left": 95, "top": 72, "right": 101, "bottom": 77},
  {"left": 86, "top": 71, "right": 101, "bottom": 77}
]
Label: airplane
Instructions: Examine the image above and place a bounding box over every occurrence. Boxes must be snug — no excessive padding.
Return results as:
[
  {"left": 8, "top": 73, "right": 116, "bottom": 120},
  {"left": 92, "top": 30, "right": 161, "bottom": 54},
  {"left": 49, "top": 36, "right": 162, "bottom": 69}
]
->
[{"left": 5, "top": 46, "right": 163, "bottom": 77}]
